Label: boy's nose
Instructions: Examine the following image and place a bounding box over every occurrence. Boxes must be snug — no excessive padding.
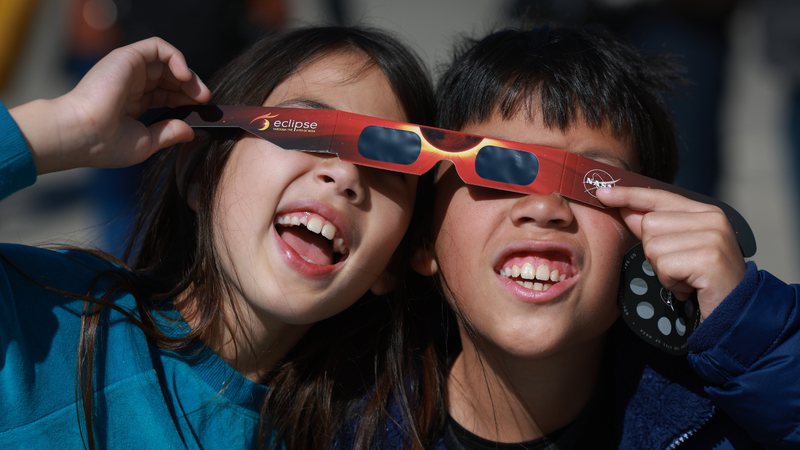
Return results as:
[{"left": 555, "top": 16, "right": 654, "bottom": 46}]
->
[
  {"left": 509, "top": 192, "right": 574, "bottom": 228},
  {"left": 313, "top": 156, "right": 366, "bottom": 204}
]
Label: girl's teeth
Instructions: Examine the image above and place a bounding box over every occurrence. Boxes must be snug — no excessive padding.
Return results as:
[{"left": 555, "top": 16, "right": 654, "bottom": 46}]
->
[
  {"left": 276, "top": 213, "right": 341, "bottom": 248},
  {"left": 307, "top": 217, "right": 323, "bottom": 234},
  {"left": 334, "top": 238, "right": 345, "bottom": 253},
  {"left": 321, "top": 223, "right": 336, "bottom": 240}
]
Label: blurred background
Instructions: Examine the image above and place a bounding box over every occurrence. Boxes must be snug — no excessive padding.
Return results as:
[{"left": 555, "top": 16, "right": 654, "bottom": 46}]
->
[{"left": 1, "top": 0, "right": 798, "bottom": 281}]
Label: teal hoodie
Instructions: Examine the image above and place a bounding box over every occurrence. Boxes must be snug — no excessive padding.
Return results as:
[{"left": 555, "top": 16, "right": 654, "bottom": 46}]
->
[{"left": 0, "top": 103, "right": 269, "bottom": 449}]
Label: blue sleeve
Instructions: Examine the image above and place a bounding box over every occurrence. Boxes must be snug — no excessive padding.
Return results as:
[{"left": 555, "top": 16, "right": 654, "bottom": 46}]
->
[
  {"left": 0, "top": 102, "right": 37, "bottom": 200},
  {"left": 688, "top": 262, "right": 800, "bottom": 448}
]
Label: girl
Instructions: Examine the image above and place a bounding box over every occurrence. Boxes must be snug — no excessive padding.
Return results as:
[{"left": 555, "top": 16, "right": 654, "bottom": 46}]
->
[
  {"left": 378, "top": 25, "right": 799, "bottom": 449},
  {"left": 1, "top": 26, "right": 434, "bottom": 448}
]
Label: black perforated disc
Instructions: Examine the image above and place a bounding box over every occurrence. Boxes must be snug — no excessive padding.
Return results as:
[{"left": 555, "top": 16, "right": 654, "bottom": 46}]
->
[{"left": 618, "top": 243, "right": 701, "bottom": 355}]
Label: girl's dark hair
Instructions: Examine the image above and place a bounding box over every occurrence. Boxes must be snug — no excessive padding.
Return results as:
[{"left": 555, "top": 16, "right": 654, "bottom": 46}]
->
[
  {"left": 436, "top": 25, "right": 680, "bottom": 181},
  {"left": 77, "top": 26, "right": 435, "bottom": 449}
]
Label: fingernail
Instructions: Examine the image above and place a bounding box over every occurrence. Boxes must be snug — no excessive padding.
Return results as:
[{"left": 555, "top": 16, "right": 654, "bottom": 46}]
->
[{"left": 597, "top": 186, "right": 613, "bottom": 195}]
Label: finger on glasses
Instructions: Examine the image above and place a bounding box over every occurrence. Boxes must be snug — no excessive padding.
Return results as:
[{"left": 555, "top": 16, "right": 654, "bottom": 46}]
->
[
  {"left": 134, "top": 37, "right": 211, "bottom": 103},
  {"left": 595, "top": 185, "right": 713, "bottom": 213}
]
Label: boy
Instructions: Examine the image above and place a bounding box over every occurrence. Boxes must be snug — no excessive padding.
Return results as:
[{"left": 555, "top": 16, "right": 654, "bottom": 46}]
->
[{"left": 402, "top": 25, "right": 799, "bottom": 449}]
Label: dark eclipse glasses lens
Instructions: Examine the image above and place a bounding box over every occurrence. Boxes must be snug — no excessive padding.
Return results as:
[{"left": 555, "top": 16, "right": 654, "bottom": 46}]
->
[
  {"left": 475, "top": 145, "right": 539, "bottom": 185},
  {"left": 357, "top": 126, "right": 540, "bottom": 186},
  {"left": 357, "top": 126, "right": 421, "bottom": 165}
]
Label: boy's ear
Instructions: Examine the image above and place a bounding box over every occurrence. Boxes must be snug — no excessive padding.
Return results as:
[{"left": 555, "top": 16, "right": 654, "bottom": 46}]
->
[
  {"left": 369, "top": 271, "right": 396, "bottom": 295},
  {"left": 370, "top": 245, "right": 439, "bottom": 295},
  {"left": 185, "top": 182, "right": 200, "bottom": 211},
  {"left": 411, "top": 245, "right": 438, "bottom": 276}
]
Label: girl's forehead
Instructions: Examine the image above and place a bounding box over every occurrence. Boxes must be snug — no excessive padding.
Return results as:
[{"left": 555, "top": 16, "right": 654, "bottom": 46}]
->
[
  {"left": 263, "top": 51, "right": 406, "bottom": 122},
  {"left": 298, "top": 50, "right": 375, "bottom": 82}
]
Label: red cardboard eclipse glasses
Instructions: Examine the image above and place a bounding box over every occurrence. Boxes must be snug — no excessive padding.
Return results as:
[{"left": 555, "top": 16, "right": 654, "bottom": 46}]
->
[{"left": 148, "top": 104, "right": 756, "bottom": 259}]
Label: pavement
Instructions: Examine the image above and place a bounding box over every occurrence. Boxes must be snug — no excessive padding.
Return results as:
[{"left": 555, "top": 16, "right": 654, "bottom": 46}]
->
[{"left": 1, "top": 0, "right": 797, "bottom": 281}]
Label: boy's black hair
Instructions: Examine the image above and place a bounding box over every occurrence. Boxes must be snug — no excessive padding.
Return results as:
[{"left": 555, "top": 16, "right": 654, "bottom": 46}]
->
[{"left": 436, "top": 25, "right": 680, "bottom": 181}]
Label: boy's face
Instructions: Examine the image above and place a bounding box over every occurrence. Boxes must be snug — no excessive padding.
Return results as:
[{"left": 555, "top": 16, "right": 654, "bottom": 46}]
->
[{"left": 421, "top": 109, "right": 638, "bottom": 358}]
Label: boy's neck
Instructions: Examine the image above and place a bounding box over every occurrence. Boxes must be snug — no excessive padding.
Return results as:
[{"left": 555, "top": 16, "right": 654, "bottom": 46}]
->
[{"left": 447, "top": 334, "right": 607, "bottom": 443}]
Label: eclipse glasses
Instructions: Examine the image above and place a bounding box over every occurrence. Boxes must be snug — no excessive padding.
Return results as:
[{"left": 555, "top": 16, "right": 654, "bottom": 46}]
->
[{"left": 148, "top": 104, "right": 756, "bottom": 259}]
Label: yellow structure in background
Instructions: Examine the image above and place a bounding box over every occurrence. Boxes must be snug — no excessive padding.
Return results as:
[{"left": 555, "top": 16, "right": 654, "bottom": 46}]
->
[{"left": 0, "top": 0, "right": 39, "bottom": 93}]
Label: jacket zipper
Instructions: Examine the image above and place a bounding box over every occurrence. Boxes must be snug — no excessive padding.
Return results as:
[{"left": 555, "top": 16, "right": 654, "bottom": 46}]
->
[{"left": 665, "top": 406, "right": 716, "bottom": 450}]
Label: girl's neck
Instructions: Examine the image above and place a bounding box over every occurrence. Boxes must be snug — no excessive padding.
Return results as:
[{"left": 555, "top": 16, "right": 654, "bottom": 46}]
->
[
  {"left": 215, "top": 310, "right": 311, "bottom": 382},
  {"left": 178, "top": 291, "right": 311, "bottom": 382},
  {"left": 447, "top": 335, "right": 606, "bottom": 443}
]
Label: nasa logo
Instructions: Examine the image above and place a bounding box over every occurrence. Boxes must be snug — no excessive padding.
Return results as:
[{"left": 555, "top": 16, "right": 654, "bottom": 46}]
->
[{"left": 582, "top": 169, "right": 620, "bottom": 197}]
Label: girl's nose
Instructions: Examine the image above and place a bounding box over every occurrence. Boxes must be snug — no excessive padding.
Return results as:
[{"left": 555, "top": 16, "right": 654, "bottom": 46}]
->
[
  {"left": 509, "top": 192, "right": 574, "bottom": 228},
  {"left": 313, "top": 156, "right": 366, "bottom": 204}
]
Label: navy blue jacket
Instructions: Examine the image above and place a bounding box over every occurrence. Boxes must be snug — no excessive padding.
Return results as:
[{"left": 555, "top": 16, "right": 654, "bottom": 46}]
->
[{"left": 362, "top": 263, "right": 799, "bottom": 449}]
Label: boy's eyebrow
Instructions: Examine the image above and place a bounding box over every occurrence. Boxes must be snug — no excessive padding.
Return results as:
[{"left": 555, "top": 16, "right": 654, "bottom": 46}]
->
[
  {"left": 273, "top": 99, "right": 335, "bottom": 110},
  {"left": 578, "top": 149, "right": 634, "bottom": 171}
]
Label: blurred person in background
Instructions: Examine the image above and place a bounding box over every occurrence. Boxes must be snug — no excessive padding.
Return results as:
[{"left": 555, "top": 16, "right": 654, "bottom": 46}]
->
[
  {"left": 763, "top": 0, "right": 800, "bottom": 251},
  {"left": 0, "top": 1, "right": 40, "bottom": 93}
]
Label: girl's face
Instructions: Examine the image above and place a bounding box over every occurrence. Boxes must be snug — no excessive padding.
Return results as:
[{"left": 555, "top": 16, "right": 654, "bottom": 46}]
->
[
  {"left": 212, "top": 50, "right": 415, "bottom": 329},
  {"left": 419, "top": 109, "right": 637, "bottom": 359}
]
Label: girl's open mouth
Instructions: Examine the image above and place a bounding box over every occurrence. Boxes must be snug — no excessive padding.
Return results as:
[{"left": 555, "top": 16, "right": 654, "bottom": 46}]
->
[{"left": 275, "top": 212, "right": 348, "bottom": 266}]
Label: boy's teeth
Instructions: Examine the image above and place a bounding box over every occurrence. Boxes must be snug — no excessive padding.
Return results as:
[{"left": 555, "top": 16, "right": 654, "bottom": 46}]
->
[
  {"left": 535, "top": 264, "right": 550, "bottom": 281},
  {"left": 502, "top": 261, "right": 568, "bottom": 290},
  {"left": 514, "top": 280, "right": 551, "bottom": 291},
  {"left": 521, "top": 263, "right": 534, "bottom": 280}
]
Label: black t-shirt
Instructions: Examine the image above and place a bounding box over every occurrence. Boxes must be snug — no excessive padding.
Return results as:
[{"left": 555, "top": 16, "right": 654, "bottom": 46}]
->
[
  {"left": 442, "top": 373, "right": 616, "bottom": 450},
  {"left": 443, "top": 412, "right": 586, "bottom": 450}
]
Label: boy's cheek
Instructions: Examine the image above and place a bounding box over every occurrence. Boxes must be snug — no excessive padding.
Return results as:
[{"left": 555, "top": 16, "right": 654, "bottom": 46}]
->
[
  {"left": 600, "top": 205, "right": 636, "bottom": 248},
  {"left": 615, "top": 219, "right": 638, "bottom": 249}
]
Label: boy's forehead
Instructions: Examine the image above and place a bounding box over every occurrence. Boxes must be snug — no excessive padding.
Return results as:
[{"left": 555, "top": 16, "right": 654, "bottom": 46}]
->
[{"left": 462, "top": 111, "right": 637, "bottom": 170}]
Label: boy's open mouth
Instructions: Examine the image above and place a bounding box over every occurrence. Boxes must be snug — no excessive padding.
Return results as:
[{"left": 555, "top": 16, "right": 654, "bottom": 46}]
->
[
  {"left": 275, "top": 212, "right": 348, "bottom": 266},
  {"left": 497, "top": 253, "right": 575, "bottom": 291}
]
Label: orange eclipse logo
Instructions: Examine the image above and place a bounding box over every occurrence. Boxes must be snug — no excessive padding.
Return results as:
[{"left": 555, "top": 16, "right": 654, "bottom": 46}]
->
[{"left": 251, "top": 113, "right": 279, "bottom": 131}]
